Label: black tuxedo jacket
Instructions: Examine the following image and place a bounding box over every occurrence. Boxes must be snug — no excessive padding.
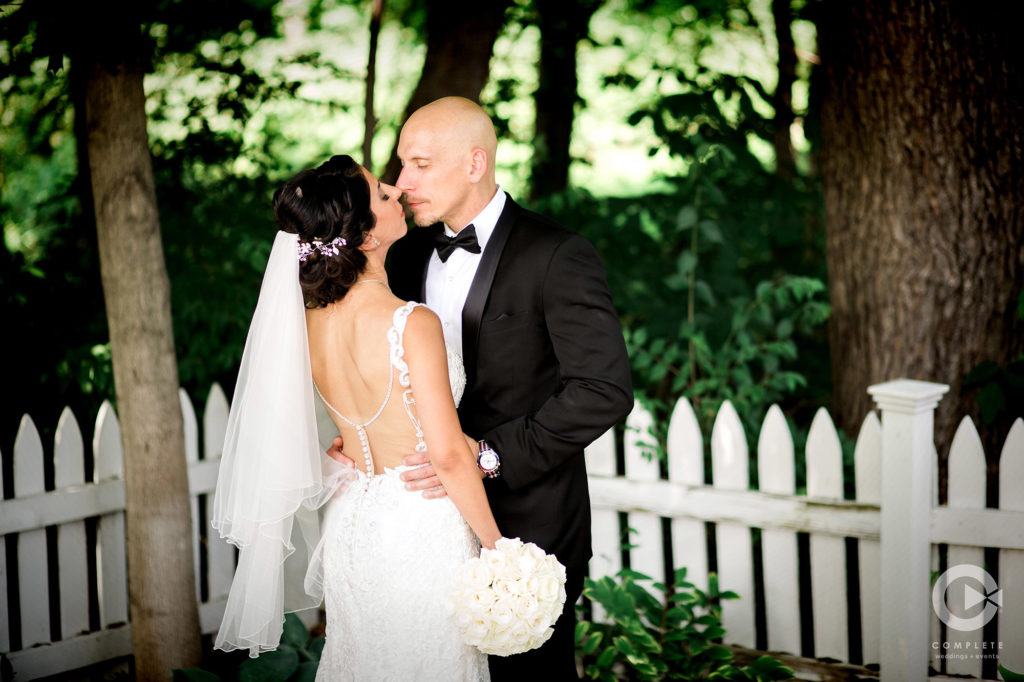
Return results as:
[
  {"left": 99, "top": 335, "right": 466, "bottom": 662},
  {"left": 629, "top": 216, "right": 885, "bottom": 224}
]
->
[{"left": 388, "top": 195, "right": 633, "bottom": 575}]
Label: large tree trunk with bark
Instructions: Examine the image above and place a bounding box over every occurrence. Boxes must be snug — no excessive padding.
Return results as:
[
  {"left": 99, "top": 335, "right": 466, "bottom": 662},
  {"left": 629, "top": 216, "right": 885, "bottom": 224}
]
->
[
  {"left": 818, "top": 0, "right": 1024, "bottom": 497},
  {"left": 529, "top": 0, "right": 599, "bottom": 200},
  {"left": 380, "top": 0, "right": 512, "bottom": 182},
  {"left": 82, "top": 7, "right": 201, "bottom": 679}
]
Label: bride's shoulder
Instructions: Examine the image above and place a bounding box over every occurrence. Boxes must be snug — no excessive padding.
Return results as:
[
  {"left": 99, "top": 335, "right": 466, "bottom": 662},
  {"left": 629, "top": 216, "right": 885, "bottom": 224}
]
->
[{"left": 396, "top": 304, "right": 443, "bottom": 348}]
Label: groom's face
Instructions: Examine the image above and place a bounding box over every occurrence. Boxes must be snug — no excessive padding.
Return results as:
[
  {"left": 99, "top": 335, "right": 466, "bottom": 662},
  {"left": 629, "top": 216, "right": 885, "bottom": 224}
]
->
[{"left": 396, "top": 122, "right": 471, "bottom": 228}]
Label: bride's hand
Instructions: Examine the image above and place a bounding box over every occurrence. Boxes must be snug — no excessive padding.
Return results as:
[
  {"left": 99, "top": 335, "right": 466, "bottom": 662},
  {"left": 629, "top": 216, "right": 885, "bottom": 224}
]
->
[{"left": 326, "top": 436, "right": 356, "bottom": 468}]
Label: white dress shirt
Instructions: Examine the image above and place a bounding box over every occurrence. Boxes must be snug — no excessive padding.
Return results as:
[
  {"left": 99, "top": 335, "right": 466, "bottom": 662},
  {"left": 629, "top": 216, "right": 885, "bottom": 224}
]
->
[{"left": 424, "top": 187, "right": 507, "bottom": 357}]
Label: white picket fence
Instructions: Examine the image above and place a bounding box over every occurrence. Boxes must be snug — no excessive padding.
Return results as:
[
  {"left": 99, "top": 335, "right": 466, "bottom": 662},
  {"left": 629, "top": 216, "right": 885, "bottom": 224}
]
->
[
  {"left": 585, "top": 379, "right": 1024, "bottom": 681},
  {"left": 1, "top": 378, "right": 1022, "bottom": 680},
  {"left": 0, "top": 386, "right": 234, "bottom": 679}
]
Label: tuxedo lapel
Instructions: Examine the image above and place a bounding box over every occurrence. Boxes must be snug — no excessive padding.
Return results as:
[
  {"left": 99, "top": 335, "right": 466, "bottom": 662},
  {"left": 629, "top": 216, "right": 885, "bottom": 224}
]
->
[{"left": 461, "top": 195, "right": 520, "bottom": 381}]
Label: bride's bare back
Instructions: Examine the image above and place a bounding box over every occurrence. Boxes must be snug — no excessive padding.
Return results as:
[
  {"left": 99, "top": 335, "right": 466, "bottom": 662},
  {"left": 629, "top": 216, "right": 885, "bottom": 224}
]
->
[{"left": 306, "top": 281, "right": 428, "bottom": 474}]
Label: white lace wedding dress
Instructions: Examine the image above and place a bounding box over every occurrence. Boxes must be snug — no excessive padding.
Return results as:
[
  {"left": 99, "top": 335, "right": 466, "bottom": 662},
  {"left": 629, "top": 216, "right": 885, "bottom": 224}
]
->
[{"left": 313, "top": 302, "right": 489, "bottom": 681}]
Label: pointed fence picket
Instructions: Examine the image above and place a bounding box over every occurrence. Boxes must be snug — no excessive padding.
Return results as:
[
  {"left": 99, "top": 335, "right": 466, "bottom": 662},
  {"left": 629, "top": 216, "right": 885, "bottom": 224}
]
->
[
  {"left": 806, "top": 408, "right": 848, "bottom": 662},
  {"left": 998, "top": 420, "right": 1024, "bottom": 675},
  {"left": 667, "top": 398, "right": 707, "bottom": 593},
  {"left": 585, "top": 382, "right": 1024, "bottom": 680},
  {"left": 944, "top": 417, "right": 988, "bottom": 678},
  {"left": 853, "top": 412, "right": 881, "bottom": 667},
  {"left": 757, "top": 405, "right": 800, "bottom": 656}
]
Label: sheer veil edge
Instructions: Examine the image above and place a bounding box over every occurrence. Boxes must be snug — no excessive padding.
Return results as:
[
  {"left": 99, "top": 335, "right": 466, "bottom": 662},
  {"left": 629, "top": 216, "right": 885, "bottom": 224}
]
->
[{"left": 211, "top": 230, "right": 355, "bottom": 657}]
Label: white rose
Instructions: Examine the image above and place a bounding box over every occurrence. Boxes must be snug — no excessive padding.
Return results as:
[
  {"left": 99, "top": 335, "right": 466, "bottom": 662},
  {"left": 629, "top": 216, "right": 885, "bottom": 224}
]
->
[
  {"left": 484, "top": 548, "right": 509, "bottom": 574},
  {"left": 493, "top": 578, "right": 516, "bottom": 598},
  {"left": 465, "top": 617, "right": 491, "bottom": 646},
  {"left": 510, "top": 621, "right": 532, "bottom": 648},
  {"left": 517, "top": 552, "right": 540, "bottom": 577},
  {"left": 537, "top": 574, "right": 561, "bottom": 602},
  {"left": 512, "top": 593, "right": 539, "bottom": 618},
  {"left": 468, "top": 587, "right": 497, "bottom": 614},
  {"left": 465, "top": 559, "right": 493, "bottom": 589},
  {"left": 525, "top": 542, "right": 546, "bottom": 561},
  {"left": 527, "top": 611, "right": 552, "bottom": 636},
  {"left": 494, "top": 537, "right": 522, "bottom": 554},
  {"left": 491, "top": 599, "right": 515, "bottom": 629}
]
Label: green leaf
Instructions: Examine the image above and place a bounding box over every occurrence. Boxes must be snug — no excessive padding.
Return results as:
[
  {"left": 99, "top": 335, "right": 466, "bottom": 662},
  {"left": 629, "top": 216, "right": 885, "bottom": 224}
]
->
[
  {"left": 288, "top": 661, "right": 319, "bottom": 682},
  {"left": 596, "top": 646, "right": 618, "bottom": 668},
  {"left": 999, "top": 664, "right": 1024, "bottom": 682},
  {"left": 977, "top": 382, "right": 1005, "bottom": 426},
  {"left": 239, "top": 649, "right": 300, "bottom": 682},
  {"left": 307, "top": 637, "right": 325, "bottom": 662},
  {"left": 676, "top": 205, "right": 699, "bottom": 230},
  {"left": 281, "top": 613, "right": 309, "bottom": 649},
  {"left": 582, "top": 632, "right": 604, "bottom": 655},
  {"left": 676, "top": 251, "right": 698, "bottom": 276},
  {"left": 172, "top": 670, "right": 221, "bottom": 682}
]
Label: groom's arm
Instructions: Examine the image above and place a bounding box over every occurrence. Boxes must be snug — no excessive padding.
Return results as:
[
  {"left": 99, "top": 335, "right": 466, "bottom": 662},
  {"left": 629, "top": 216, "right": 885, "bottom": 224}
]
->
[{"left": 483, "top": 233, "right": 633, "bottom": 490}]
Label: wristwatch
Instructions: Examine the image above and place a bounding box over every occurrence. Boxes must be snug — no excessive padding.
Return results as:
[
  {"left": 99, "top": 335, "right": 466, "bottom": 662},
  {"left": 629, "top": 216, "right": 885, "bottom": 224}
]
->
[{"left": 477, "top": 440, "right": 501, "bottom": 478}]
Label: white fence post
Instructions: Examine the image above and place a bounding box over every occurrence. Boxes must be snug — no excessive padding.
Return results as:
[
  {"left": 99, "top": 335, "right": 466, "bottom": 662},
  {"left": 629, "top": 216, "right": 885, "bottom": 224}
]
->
[{"left": 868, "top": 379, "right": 948, "bottom": 682}]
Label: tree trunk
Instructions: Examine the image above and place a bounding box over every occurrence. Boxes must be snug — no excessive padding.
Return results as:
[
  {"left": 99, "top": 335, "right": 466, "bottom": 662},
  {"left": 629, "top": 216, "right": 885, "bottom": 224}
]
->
[
  {"left": 380, "top": 0, "right": 512, "bottom": 183},
  {"left": 363, "top": 0, "right": 384, "bottom": 170},
  {"left": 818, "top": 0, "right": 1024, "bottom": 500},
  {"left": 82, "top": 9, "right": 201, "bottom": 679},
  {"left": 771, "top": 0, "right": 796, "bottom": 180},
  {"left": 529, "top": 0, "right": 599, "bottom": 200}
]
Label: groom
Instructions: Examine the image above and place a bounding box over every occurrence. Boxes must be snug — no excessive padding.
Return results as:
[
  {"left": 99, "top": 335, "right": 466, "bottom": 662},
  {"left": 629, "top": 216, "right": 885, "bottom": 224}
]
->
[{"left": 343, "top": 97, "right": 632, "bottom": 679}]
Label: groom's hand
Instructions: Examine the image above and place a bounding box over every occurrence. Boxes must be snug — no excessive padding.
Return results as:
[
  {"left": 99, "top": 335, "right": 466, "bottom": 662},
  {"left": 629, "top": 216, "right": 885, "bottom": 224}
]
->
[
  {"left": 400, "top": 452, "right": 447, "bottom": 499},
  {"left": 326, "top": 436, "right": 356, "bottom": 468}
]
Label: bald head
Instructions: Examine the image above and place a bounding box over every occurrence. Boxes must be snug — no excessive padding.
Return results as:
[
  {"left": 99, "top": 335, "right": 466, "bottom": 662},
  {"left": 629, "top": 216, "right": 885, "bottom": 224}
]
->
[
  {"left": 396, "top": 97, "right": 500, "bottom": 229},
  {"left": 405, "top": 97, "right": 498, "bottom": 170}
]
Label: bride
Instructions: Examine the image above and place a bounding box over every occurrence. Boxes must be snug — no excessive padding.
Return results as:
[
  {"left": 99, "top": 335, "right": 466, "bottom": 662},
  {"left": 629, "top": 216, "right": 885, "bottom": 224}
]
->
[{"left": 212, "top": 154, "right": 499, "bottom": 680}]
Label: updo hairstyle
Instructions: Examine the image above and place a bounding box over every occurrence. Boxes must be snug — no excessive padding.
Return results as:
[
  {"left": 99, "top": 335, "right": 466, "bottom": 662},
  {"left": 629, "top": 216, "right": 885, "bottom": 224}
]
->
[{"left": 272, "top": 154, "right": 376, "bottom": 308}]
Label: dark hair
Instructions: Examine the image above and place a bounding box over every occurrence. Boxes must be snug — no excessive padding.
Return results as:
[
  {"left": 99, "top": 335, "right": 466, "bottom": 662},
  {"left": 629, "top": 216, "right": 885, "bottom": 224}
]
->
[{"left": 272, "top": 154, "right": 376, "bottom": 307}]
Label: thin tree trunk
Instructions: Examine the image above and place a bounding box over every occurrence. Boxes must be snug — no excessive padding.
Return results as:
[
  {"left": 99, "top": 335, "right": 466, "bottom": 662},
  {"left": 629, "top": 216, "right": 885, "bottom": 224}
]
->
[
  {"left": 771, "top": 0, "right": 796, "bottom": 180},
  {"left": 363, "top": 0, "right": 384, "bottom": 170},
  {"left": 83, "top": 9, "right": 201, "bottom": 679},
  {"left": 529, "top": 0, "right": 599, "bottom": 200},
  {"left": 380, "top": 0, "right": 512, "bottom": 183},
  {"left": 819, "top": 0, "right": 1024, "bottom": 501}
]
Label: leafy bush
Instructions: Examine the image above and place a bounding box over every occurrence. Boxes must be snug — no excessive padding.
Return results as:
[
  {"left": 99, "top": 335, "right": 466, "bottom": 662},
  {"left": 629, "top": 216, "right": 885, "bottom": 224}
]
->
[
  {"left": 576, "top": 568, "right": 792, "bottom": 681},
  {"left": 173, "top": 613, "right": 323, "bottom": 682}
]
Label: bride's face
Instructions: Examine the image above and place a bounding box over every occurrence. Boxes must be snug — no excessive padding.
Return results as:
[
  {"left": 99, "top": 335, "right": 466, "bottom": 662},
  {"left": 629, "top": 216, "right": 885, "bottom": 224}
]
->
[{"left": 362, "top": 168, "right": 406, "bottom": 247}]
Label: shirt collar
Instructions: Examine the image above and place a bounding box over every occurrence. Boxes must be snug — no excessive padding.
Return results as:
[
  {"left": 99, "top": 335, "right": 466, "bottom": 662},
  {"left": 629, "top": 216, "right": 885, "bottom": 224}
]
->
[{"left": 443, "top": 186, "right": 506, "bottom": 250}]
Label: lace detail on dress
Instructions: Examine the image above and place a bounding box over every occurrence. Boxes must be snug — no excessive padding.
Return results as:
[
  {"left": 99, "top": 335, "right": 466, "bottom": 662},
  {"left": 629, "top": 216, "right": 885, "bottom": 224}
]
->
[{"left": 316, "top": 467, "right": 487, "bottom": 681}]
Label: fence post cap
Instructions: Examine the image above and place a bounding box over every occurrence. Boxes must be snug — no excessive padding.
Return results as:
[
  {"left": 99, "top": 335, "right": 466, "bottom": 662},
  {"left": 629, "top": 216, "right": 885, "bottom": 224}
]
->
[{"left": 867, "top": 378, "right": 949, "bottom": 413}]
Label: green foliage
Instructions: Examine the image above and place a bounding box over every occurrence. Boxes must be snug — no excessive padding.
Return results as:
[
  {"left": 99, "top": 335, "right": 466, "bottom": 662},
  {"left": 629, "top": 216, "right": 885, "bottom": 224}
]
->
[
  {"left": 963, "top": 291, "right": 1024, "bottom": 428},
  {"left": 1000, "top": 664, "right": 1024, "bottom": 682},
  {"left": 576, "top": 568, "right": 792, "bottom": 681},
  {"left": 172, "top": 613, "right": 322, "bottom": 682}
]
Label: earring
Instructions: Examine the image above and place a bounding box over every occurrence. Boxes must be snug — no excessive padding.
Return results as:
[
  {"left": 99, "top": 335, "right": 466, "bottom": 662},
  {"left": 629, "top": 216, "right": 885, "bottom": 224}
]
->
[{"left": 373, "top": 237, "right": 380, "bottom": 246}]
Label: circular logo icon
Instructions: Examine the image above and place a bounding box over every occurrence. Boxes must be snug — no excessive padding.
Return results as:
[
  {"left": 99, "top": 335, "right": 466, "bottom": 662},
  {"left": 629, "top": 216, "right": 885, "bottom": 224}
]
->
[{"left": 932, "top": 564, "right": 1002, "bottom": 632}]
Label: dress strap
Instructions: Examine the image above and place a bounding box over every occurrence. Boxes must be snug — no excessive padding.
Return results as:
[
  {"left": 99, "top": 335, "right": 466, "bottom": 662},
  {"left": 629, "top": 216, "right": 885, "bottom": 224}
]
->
[{"left": 387, "top": 302, "right": 429, "bottom": 454}]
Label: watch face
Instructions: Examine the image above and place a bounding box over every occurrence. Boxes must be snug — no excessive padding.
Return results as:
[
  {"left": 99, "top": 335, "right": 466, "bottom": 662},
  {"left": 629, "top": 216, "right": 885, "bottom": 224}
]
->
[{"left": 479, "top": 451, "right": 499, "bottom": 471}]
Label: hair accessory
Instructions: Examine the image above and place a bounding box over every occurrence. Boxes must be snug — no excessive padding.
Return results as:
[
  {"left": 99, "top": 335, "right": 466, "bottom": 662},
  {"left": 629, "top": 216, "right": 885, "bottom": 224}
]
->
[
  {"left": 297, "top": 236, "right": 347, "bottom": 262},
  {"left": 295, "top": 187, "right": 303, "bottom": 198}
]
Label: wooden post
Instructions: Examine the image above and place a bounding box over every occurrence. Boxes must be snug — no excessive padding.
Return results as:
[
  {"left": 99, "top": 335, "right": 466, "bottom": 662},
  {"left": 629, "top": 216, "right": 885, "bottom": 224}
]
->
[{"left": 868, "top": 379, "right": 948, "bottom": 681}]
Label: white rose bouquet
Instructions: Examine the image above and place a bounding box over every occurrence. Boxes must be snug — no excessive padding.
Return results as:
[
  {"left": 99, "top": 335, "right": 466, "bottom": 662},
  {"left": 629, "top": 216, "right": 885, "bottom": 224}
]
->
[{"left": 448, "top": 537, "right": 567, "bottom": 656}]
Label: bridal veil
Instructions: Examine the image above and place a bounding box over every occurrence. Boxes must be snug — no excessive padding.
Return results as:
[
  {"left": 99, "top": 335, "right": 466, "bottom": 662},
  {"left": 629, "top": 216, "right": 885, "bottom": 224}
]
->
[{"left": 211, "top": 230, "right": 354, "bottom": 656}]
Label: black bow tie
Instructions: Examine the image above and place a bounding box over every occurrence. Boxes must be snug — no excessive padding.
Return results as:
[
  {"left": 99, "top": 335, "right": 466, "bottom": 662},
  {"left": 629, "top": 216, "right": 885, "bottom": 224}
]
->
[{"left": 432, "top": 225, "right": 481, "bottom": 262}]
